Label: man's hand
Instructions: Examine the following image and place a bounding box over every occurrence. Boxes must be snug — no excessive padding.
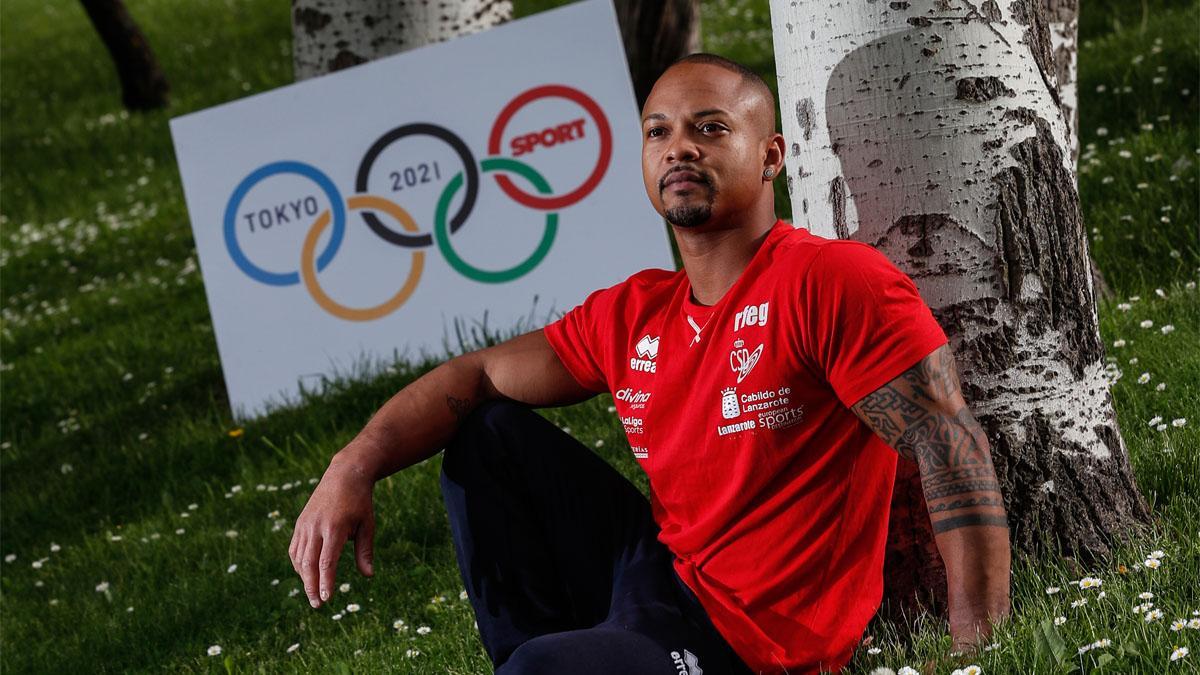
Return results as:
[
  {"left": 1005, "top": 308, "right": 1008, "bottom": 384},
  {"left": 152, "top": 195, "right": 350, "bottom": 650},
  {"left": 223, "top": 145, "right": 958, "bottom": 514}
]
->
[{"left": 289, "top": 454, "right": 376, "bottom": 608}]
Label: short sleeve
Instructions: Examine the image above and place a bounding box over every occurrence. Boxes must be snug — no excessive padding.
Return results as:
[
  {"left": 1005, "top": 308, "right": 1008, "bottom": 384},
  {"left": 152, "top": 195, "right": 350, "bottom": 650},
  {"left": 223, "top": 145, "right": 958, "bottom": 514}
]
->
[
  {"left": 800, "top": 242, "right": 949, "bottom": 408},
  {"left": 543, "top": 287, "right": 612, "bottom": 393}
]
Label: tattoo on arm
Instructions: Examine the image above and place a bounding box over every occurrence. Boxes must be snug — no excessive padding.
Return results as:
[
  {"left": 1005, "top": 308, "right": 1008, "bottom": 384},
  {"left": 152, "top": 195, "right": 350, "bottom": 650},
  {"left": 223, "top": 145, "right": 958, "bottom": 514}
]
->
[
  {"left": 851, "top": 345, "right": 1009, "bottom": 534},
  {"left": 446, "top": 395, "right": 472, "bottom": 423}
]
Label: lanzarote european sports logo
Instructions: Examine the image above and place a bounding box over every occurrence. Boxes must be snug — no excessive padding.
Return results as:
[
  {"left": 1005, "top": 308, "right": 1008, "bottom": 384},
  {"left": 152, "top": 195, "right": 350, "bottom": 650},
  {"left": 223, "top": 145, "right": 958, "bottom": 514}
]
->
[{"left": 221, "top": 85, "right": 612, "bottom": 321}]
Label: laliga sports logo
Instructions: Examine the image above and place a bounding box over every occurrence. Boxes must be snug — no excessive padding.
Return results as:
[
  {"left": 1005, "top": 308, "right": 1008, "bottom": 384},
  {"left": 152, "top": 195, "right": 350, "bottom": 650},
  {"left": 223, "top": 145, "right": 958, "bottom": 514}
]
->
[{"left": 221, "top": 85, "right": 612, "bottom": 321}]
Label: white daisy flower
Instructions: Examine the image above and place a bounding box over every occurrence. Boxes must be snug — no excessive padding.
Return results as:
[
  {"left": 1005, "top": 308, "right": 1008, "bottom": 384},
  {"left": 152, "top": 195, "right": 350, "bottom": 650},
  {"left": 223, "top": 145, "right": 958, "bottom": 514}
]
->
[
  {"left": 1156, "top": 383, "right": 1167, "bottom": 391},
  {"left": 1071, "top": 598, "right": 1087, "bottom": 608},
  {"left": 226, "top": 564, "right": 237, "bottom": 574},
  {"left": 1138, "top": 373, "right": 1152, "bottom": 384},
  {"left": 1139, "top": 592, "right": 1155, "bottom": 600},
  {"left": 416, "top": 625, "right": 431, "bottom": 635},
  {"left": 339, "top": 582, "right": 351, "bottom": 593},
  {"left": 1172, "top": 418, "right": 1187, "bottom": 428},
  {"left": 224, "top": 530, "right": 238, "bottom": 539},
  {"left": 287, "top": 643, "right": 300, "bottom": 653},
  {"left": 175, "top": 528, "right": 185, "bottom": 535},
  {"left": 1079, "top": 577, "right": 1103, "bottom": 589},
  {"left": 405, "top": 648, "right": 421, "bottom": 658},
  {"left": 1187, "top": 618, "right": 1200, "bottom": 629},
  {"left": 1149, "top": 550, "right": 1166, "bottom": 559},
  {"left": 1046, "top": 586, "right": 1061, "bottom": 595},
  {"left": 187, "top": 503, "right": 198, "bottom": 511},
  {"left": 1171, "top": 619, "right": 1186, "bottom": 631},
  {"left": 1054, "top": 616, "right": 1067, "bottom": 626},
  {"left": 1160, "top": 324, "right": 1175, "bottom": 335},
  {"left": 898, "top": 668, "right": 919, "bottom": 675},
  {"left": 331, "top": 613, "right": 343, "bottom": 621},
  {"left": 346, "top": 603, "right": 360, "bottom": 613},
  {"left": 3, "top": 554, "right": 14, "bottom": 563},
  {"left": 207, "top": 645, "right": 222, "bottom": 656},
  {"left": 459, "top": 590, "right": 469, "bottom": 600},
  {"left": 95, "top": 581, "right": 110, "bottom": 593},
  {"left": 867, "top": 647, "right": 881, "bottom": 654},
  {"left": 1145, "top": 609, "right": 1165, "bottom": 622},
  {"left": 393, "top": 619, "right": 408, "bottom": 631},
  {"left": 1171, "top": 646, "right": 1189, "bottom": 661}
]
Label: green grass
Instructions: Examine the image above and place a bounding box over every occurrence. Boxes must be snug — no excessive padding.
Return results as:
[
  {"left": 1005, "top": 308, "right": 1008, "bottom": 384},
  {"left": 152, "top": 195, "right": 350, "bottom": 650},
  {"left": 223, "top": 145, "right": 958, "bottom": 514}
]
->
[{"left": 1, "top": 0, "right": 1197, "bottom": 673}]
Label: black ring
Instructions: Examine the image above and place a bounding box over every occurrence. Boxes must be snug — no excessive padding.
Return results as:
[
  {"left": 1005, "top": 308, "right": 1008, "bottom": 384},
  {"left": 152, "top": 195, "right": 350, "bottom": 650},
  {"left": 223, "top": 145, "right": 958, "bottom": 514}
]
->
[{"left": 355, "top": 123, "right": 478, "bottom": 248}]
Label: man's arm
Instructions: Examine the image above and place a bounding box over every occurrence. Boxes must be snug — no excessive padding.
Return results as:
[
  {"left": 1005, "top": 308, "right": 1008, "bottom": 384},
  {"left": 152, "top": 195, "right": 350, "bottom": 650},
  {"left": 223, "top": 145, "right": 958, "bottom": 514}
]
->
[
  {"left": 289, "top": 329, "right": 594, "bottom": 608},
  {"left": 849, "top": 343, "right": 1011, "bottom": 650}
]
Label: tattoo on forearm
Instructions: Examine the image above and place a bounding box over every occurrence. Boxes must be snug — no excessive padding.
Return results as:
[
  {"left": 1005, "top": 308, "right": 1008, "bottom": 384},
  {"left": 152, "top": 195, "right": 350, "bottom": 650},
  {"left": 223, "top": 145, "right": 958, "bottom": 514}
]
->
[
  {"left": 446, "top": 395, "right": 472, "bottom": 422},
  {"left": 931, "top": 514, "right": 1010, "bottom": 534},
  {"left": 852, "top": 345, "right": 1009, "bottom": 534}
]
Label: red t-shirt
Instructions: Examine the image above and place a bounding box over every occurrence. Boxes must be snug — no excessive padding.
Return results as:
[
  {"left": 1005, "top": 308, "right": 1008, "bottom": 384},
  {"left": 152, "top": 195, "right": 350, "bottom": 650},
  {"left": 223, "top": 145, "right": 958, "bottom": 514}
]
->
[{"left": 543, "top": 220, "right": 948, "bottom": 673}]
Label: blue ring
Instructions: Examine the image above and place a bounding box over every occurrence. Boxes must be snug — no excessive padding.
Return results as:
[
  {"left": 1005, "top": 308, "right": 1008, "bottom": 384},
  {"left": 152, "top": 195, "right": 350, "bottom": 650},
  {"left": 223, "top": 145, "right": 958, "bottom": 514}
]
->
[{"left": 223, "top": 161, "right": 345, "bottom": 286}]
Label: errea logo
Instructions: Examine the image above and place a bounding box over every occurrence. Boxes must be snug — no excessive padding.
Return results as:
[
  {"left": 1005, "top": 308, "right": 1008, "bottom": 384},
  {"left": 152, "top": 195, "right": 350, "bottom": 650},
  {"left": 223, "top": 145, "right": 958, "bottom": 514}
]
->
[
  {"left": 670, "top": 650, "right": 703, "bottom": 675},
  {"left": 630, "top": 334, "right": 659, "bottom": 373}
]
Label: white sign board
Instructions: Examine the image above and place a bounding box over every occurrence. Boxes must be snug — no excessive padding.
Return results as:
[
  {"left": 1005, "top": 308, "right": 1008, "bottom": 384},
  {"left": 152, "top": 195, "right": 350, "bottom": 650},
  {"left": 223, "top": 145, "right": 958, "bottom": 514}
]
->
[{"left": 170, "top": 0, "right": 673, "bottom": 420}]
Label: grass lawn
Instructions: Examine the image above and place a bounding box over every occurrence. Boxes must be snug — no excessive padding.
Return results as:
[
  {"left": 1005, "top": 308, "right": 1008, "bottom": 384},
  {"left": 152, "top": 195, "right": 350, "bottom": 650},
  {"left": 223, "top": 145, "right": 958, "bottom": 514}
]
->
[{"left": 1, "top": 0, "right": 1197, "bottom": 672}]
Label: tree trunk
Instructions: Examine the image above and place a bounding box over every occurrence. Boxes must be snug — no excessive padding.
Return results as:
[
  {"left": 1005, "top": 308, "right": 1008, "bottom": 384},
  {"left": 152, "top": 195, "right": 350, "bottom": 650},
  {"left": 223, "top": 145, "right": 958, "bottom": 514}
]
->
[
  {"left": 614, "top": 0, "right": 702, "bottom": 108},
  {"left": 769, "top": 0, "right": 1149, "bottom": 620},
  {"left": 79, "top": 0, "right": 169, "bottom": 110},
  {"left": 291, "top": 0, "right": 513, "bottom": 81},
  {"left": 1043, "top": 0, "right": 1113, "bottom": 301}
]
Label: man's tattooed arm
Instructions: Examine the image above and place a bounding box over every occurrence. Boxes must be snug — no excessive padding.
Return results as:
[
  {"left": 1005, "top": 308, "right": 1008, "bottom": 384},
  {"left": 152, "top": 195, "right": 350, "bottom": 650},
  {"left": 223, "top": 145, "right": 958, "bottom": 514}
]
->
[
  {"left": 851, "top": 344, "right": 1008, "bottom": 534},
  {"left": 850, "top": 343, "right": 1011, "bottom": 650}
]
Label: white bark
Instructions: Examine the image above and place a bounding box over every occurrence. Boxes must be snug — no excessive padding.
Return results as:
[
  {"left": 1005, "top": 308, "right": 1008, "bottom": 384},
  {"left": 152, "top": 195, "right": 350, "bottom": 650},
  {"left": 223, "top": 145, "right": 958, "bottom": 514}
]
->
[
  {"left": 769, "top": 0, "right": 1146, "bottom": 565},
  {"left": 1044, "top": 0, "right": 1079, "bottom": 165},
  {"left": 292, "top": 0, "right": 513, "bottom": 81}
]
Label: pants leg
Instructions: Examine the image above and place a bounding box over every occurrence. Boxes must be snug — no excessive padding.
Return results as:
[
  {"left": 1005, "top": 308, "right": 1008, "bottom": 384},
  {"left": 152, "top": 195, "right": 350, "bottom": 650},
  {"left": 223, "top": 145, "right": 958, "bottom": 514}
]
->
[{"left": 440, "top": 400, "right": 753, "bottom": 674}]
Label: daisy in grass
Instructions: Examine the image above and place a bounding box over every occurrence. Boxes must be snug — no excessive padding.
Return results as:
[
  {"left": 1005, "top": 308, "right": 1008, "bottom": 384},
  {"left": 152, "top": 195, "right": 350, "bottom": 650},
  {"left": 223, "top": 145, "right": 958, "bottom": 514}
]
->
[
  {"left": 1046, "top": 586, "right": 1061, "bottom": 595},
  {"left": 1171, "top": 619, "right": 1187, "bottom": 631},
  {"left": 346, "top": 603, "right": 360, "bottom": 613},
  {"left": 1146, "top": 609, "right": 1165, "bottom": 623},
  {"left": 286, "top": 643, "right": 300, "bottom": 654},
  {"left": 1171, "top": 646, "right": 1189, "bottom": 661},
  {"left": 405, "top": 648, "right": 421, "bottom": 658},
  {"left": 207, "top": 645, "right": 222, "bottom": 656},
  {"left": 1145, "top": 558, "right": 1162, "bottom": 570},
  {"left": 1079, "top": 577, "right": 1102, "bottom": 590},
  {"left": 898, "top": 668, "right": 919, "bottom": 675},
  {"left": 417, "top": 625, "right": 431, "bottom": 635},
  {"left": 1054, "top": 616, "right": 1067, "bottom": 626}
]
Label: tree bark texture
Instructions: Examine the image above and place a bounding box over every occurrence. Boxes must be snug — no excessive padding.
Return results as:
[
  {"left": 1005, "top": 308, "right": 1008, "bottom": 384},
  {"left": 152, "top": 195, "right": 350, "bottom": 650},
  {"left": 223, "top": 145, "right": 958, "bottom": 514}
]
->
[
  {"left": 1041, "top": 0, "right": 1112, "bottom": 301},
  {"left": 79, "top": 0, "right": 169, "bottom": 110},
  {"left": 769, "top": 0, "right": 1149, "bottom": 619},
  {"left": 291, "top": 0, "right": 513, "bottom": 81},
  {"left": 614, "top": 0, "right": 702, "bottom": 108}
]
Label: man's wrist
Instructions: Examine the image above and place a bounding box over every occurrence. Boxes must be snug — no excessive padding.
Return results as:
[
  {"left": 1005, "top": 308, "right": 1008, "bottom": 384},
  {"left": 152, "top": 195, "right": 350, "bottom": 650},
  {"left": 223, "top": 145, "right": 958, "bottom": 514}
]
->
[{"left": 331, "top": 432, "right": 389, "bottom": 483}]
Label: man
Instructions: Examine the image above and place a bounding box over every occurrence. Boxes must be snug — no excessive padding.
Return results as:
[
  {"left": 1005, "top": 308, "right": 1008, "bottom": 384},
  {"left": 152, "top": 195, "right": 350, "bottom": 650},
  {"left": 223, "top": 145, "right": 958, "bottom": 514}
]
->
[{"left": 289, "top": 54, "right": 1011, "bottom": 673}]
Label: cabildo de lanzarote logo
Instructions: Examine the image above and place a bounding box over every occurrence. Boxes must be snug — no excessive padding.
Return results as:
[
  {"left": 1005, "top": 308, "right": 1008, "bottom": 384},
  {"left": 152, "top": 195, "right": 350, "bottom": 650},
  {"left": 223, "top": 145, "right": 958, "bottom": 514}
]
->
[{"left": 222, "top": 85, "right": 612, "bottom": 321}]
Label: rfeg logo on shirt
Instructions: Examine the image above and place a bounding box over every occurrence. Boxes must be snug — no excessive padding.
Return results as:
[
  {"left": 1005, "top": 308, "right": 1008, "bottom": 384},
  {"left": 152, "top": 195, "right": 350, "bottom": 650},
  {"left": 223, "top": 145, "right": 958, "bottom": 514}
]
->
[{"left": 221, "top": 85, "right": 612, "bottom": 322}]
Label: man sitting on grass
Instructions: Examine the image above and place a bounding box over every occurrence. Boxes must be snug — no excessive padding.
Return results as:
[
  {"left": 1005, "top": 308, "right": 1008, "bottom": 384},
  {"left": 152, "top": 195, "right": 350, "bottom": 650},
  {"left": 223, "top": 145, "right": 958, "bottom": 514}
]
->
[{"left": 289, "top": 53, "right": 1011, "bottom": 674}]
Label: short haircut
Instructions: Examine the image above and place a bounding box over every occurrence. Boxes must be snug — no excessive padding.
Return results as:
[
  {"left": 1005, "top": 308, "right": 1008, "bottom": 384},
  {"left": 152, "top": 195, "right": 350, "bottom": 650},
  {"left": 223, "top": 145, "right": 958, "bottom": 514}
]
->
[{"left": 667, "top": 53, "right": 776, "bottom": 130}]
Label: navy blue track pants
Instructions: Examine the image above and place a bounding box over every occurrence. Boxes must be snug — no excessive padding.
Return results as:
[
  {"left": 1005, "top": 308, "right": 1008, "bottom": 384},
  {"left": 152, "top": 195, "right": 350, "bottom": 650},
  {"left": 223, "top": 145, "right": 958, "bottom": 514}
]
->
[{"left": 440, "top": 400, "right": 756, "bottom": 675}]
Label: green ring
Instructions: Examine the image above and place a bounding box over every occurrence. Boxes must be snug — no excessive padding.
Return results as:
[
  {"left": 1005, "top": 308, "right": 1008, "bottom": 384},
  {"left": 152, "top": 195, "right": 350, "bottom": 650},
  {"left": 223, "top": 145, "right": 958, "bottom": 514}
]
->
[{"left": 433, "top": 157, "right": 559, "bottom": 283}]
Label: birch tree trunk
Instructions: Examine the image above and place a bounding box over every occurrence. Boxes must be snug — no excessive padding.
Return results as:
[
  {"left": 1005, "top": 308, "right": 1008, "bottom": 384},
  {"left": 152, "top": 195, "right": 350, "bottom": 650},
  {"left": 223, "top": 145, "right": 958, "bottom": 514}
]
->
[
  {"left": 769, "top": 0, "right": 1149, "bottom": 617},
  {"left": 291, "top": 0, "right": 513, "bottom": 81}
]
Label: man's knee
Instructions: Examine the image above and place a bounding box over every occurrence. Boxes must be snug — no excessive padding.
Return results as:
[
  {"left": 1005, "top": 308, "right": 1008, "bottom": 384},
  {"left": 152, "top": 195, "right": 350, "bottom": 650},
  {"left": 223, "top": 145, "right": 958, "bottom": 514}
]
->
[{"left": 441, "top": 399, "right": 535, "bottom": 475}]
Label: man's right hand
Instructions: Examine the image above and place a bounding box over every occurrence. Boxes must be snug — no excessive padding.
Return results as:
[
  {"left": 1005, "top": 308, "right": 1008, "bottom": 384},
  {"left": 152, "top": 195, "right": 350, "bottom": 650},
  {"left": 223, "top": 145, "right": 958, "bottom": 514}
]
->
[
  {"left": 285, "top": 329, "right": 595, "bottom": 608},
  {"left": 288, "top": 454, "right": 376, "bottom": 608}
]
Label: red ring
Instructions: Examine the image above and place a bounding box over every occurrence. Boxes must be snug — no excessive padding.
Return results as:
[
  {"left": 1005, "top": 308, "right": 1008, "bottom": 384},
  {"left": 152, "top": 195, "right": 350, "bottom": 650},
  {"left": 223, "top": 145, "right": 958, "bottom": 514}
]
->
[{"left": 487, "top": 85, "right": 612, "bottom": 210}]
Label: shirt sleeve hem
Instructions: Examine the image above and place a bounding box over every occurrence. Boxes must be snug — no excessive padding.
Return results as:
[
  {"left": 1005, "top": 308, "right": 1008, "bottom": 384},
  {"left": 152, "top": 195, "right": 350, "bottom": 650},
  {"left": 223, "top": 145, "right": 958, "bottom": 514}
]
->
[
  {"left": 835, "top": 332, "right": 949, "bottom": 409},
  {"left": 542, "top": 321, "right": 608, "bottom": 394}
]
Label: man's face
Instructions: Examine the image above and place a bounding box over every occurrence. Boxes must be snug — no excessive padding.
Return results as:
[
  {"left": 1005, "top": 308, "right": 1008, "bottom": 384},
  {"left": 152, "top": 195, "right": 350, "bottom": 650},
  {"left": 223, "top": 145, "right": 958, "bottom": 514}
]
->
[{"left": 641, "top": 63, "right": 770, "bottom": 229}]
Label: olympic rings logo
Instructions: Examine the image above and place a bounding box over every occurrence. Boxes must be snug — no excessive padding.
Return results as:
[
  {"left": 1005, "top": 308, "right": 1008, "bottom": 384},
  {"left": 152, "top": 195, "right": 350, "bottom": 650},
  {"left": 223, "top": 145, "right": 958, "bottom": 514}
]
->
[{"left": 221, "top": 84, "right": 612, "bottom": 321}]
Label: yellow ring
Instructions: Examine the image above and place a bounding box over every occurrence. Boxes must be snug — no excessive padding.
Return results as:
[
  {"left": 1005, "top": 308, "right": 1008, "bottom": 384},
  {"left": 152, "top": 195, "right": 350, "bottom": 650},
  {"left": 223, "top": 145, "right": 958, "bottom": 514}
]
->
[{"left": 300, "top": 195, "right": 425, "bottom": 321}]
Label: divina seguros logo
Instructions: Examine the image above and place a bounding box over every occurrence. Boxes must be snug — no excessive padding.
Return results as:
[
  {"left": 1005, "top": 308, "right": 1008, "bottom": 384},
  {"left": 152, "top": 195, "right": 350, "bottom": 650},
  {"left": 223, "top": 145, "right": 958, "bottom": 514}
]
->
[{"left": 221, "top": 85, "right": 612, "bottom": 321}]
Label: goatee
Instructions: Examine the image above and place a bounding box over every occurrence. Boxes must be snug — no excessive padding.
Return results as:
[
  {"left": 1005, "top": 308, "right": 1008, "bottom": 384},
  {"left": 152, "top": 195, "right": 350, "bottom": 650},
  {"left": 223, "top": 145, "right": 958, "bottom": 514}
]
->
[{"left": 664, "top": 203, "right": 713, "bottom": 229}]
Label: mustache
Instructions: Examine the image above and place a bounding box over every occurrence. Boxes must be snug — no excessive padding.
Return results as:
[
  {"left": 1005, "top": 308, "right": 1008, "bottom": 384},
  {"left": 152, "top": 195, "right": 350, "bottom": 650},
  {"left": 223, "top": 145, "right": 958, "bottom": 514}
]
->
[{"left": 658, "top": 165, "right": 713, "bottom": 192}]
